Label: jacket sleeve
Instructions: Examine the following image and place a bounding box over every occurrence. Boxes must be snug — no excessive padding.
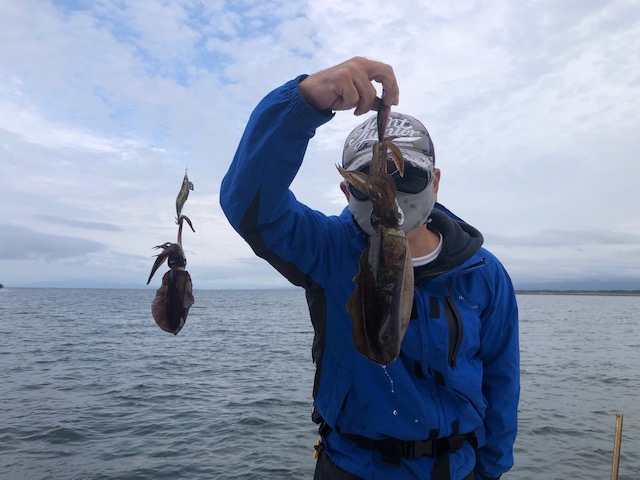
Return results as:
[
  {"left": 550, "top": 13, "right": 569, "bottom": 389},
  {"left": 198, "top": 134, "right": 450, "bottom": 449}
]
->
[
  {"left": 475, "top": 252, "right": 520, "bottom": 479},
  {"left": 220, "top": 76, "right": 339, "bottom": 287}
]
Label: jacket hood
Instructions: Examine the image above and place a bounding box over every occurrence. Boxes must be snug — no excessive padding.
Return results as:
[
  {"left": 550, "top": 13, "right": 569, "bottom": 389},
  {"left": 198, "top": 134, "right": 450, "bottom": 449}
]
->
[
  {"left": 341, "top": 203, "right": 484, "bottom": 284},
  {"left": 416, "top": 208, "right": 484, "bottom": 283}
]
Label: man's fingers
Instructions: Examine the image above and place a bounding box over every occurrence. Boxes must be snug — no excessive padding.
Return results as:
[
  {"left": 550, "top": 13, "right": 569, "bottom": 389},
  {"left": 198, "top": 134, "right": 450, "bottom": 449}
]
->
[
  {"left": 353, "top": 76, "right": 378, "bottom": 116},
  {"left": 381, "top": 80, "right": 400, "bottom": 107},
  {"left": 330, "top": 78, "right": 360, "bottom": 111},
  {"left": 358, "top": 58, "right": 399, "bottom": 107},
  {"left": 300, "top": 56, "right": 399, "bottom": 113}
]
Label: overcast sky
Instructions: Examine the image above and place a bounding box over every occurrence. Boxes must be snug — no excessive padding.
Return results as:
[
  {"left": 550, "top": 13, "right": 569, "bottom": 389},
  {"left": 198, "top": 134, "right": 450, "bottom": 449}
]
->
[{"left": 1, "top": 0, "right": 639, "bottom": 290}]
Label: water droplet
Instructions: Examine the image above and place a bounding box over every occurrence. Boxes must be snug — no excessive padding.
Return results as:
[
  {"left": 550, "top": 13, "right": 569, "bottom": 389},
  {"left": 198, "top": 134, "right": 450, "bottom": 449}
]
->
[{"left": 381, "top": 365, "right": 394, "bottom": 393}]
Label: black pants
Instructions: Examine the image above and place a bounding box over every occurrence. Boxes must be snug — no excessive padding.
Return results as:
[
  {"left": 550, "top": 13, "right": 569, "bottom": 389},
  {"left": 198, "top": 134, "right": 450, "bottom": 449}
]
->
[
  {"left": 313, "top": 448, "right": 476, "bottom": 480},
  {"left": 313, "top": 449, "right": 363, "bottom": 480}
]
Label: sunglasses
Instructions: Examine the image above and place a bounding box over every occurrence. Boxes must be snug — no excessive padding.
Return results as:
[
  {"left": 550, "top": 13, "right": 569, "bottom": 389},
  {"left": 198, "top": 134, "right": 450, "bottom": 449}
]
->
[{"left": 348, "top": 163, "right": 432, "bottom": 201}]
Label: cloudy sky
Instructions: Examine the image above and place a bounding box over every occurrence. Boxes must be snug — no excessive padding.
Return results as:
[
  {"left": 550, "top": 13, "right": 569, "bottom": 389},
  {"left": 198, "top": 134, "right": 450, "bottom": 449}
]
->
[{"left": 1, "top": 0, "right": 639, "bottom": 290}]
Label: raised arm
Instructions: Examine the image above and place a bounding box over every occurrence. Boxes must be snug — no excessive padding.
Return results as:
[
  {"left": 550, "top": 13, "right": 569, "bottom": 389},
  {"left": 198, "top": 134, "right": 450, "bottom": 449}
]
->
[{"left": 220, "top": 57, "right": 399, "bottom": 286}]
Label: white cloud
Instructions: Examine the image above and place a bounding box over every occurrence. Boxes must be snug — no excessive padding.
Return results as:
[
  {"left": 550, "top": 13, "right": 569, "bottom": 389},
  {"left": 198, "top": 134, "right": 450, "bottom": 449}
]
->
[{"left": 0, "top": 0, "right": 639, "bottom": 288}]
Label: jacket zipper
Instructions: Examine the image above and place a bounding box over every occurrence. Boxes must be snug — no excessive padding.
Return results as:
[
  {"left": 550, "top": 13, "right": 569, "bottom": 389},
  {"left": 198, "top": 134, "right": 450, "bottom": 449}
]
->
[
  {"left": 462, "top": 257, "right": 486, "bottom": 271},
  {"left": 444, "top": 285, "right": 464, "bottom": 368}
]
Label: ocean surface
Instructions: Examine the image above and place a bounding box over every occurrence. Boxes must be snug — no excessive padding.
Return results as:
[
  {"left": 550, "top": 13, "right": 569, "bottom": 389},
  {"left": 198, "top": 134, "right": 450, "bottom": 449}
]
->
[{"left": 1, "top": 288, "right": 638, "bottom": 479}]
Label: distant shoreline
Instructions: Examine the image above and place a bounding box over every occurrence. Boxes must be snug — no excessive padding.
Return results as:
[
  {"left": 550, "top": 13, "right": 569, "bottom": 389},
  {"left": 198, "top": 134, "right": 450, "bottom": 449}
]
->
[
  {"left": 2, "top": 285, "right": 640, "bottom": 296},
  {"left": 516, "top": 290, "right": 640, "bottom": 296}
]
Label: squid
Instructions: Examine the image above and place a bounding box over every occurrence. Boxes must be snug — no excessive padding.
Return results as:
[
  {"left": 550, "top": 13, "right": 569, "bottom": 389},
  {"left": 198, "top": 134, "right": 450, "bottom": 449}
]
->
[
  {"left": 336, "top": 100, "right": 413, "bottom": 365},
  {"left": 146, "top": 172, "right": 195, "bottom": 335}
]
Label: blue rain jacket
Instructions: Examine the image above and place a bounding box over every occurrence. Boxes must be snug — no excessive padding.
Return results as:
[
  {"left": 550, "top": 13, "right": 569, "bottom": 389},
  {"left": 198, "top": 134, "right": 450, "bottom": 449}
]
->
[{"left": 220, "top": 76, "right": 519, "bottom": 480}]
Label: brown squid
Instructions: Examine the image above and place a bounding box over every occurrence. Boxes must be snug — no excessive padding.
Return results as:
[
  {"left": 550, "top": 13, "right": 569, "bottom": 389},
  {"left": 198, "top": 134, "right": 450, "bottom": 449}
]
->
[
  {"left": 336, "top": 100, "right": 414, "bottom": 365},
  {"left": 146, "top": 172, "right": 195, "bottom": 335}
]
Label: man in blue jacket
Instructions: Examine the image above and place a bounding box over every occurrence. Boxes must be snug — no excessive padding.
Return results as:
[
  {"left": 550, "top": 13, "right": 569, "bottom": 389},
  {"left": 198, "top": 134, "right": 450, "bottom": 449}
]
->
[{"left": 220, "top": 57, "right": 519, "bottom": 480}]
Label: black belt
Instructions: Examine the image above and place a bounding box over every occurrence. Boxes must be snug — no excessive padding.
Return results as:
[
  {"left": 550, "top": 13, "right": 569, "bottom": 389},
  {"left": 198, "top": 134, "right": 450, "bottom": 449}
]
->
[{"left": 318, "top": 421, "right": 475, "bottom": 467}]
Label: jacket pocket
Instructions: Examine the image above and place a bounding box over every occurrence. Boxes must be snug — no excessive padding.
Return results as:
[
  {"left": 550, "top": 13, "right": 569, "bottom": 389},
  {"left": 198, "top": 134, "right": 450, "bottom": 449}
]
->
[{"left": 316, "top": 359, "right": 354, "bottom": 428}]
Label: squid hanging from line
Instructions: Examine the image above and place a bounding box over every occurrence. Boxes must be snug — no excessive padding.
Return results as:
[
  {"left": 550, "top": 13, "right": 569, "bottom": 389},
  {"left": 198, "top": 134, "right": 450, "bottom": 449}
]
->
[
  {"left": 146, "top": 171, "right": 195, "bottom": 335},
  {"left": 336, "top": 98, "right": 413, "bottom": 365}
]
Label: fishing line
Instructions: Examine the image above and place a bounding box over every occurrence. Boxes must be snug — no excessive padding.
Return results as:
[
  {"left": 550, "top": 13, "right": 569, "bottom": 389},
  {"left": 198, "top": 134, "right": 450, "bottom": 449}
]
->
[{"left": 186, "top": 167, "right": 209, "bottom": 284}]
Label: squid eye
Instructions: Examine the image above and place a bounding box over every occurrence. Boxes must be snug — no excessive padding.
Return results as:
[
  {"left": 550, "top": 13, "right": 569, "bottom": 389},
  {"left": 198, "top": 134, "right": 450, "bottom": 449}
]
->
[{"left": 397, "top": 206, "right": 404, "bottom": 226}]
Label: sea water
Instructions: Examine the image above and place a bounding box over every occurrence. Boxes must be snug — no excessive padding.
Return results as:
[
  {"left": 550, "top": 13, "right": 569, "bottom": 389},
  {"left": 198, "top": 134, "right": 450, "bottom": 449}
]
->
[{"left": 0, "top": 289, "right": 638, "bottom": 479}]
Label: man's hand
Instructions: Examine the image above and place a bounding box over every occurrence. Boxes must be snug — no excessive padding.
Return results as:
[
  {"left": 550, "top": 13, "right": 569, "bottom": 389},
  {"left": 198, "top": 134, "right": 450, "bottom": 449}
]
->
[{"left": 299, "top": 56, "right": 399, "bottom": 115}]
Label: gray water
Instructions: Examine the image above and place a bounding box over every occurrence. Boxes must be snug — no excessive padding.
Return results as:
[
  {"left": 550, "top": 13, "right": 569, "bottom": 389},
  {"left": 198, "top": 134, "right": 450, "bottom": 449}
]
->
[{"left": 0, "top": 289, "right": 638, "bottom": 479}]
